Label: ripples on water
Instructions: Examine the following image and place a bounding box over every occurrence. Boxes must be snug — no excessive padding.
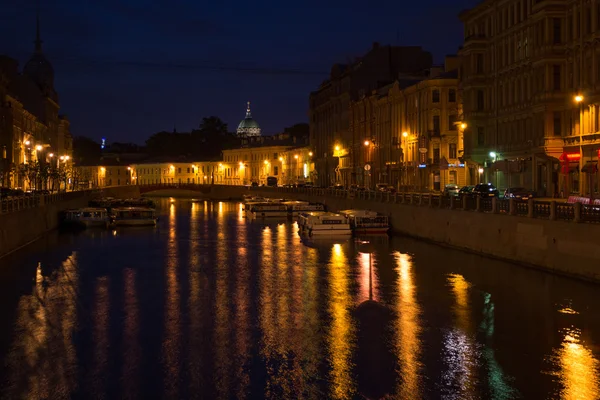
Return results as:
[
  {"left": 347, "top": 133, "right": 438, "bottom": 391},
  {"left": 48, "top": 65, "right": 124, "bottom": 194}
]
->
[{"left": 0, "top": 199, "right": 599, "bottom": 399}]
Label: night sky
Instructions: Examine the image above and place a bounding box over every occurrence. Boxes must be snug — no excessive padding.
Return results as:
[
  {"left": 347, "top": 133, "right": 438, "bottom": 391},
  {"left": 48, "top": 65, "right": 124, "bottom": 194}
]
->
[{"left": 0, "top": 0, "right": 479, "bottom": 144}]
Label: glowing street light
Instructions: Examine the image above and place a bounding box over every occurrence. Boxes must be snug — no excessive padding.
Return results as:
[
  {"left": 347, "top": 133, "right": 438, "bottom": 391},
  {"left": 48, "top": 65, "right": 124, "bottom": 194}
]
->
[
  {"left": 308, "top": 151, "right": 313, "bottom": 157},
  {"left": 64, "top": 155, "right": 70, "bottom": 161},
  {"left": 264, "top": 159, "right": 269, "bottom": 165},
  {"left": 402, "top": 131, "right": 408, "bottom": 137},
  {"left": 49, "top": 153, "right": 54, "bottom": 158},
  {"left": 364, "top": 140, "right": 370, "bottom": 146},
  {"left": 294, "top": 154, "right": 299, "bottom": 159},
  {"left": 35, "top": 145, "right": 43, "bottom": 151},
  {"left": 460, "top": 123, "right": 467, "bottom": 129},
  {"left": 24, "top": 140, "right": 30, "bottom": 146},
  {"left": 489, "top": 152, "right": 497, "bottom": 159},
  {"left": 335, "top": 145, "right": 340, "bottom": 151},
  {"left": 575, "top": 95, "right": 584, "bottom": 103},
  {"left": 478, "top": 168, "right": 484, "bottom": 174}
]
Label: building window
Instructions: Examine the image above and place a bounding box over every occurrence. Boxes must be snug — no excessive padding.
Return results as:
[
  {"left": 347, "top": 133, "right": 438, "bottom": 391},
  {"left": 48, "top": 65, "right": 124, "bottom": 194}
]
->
[
  {"left": 553, "top": 18, "right": 561, "bottom": 44},
  {"left": 476, "top": 90, "right": 484, "bottom": 110},
  {"left": 273, "top": 153, "right": 278, "bottom": 160},
  {"left": 553, "top": 65, "right": 561, "bottom": 91},
  {"left": 449, "top": 170, "right": 457, "bottom": 184},
  {"left": 449, "top": 143, "right": 457, "bottom": 159},
  {"left": 178, "top": 167, "right": 181, "bottom": 173},
  {"left": 477, "top": 127, "right": 485, "bottom": 146},
  {"left": 448, "top": 114, "right": 457, "bottom": 130},
  {"left": 553, "top": 112, "right": 562, "bottom": 136},
  {"left": 475, "top": 53, "right": 484, "bottom": 73},
  {"left": 433, "top": 115, "right": 440, "bottom": 133},
  {"left": 274, "top": 166, "right": 278, "bottom": 175},
  {"left": 449, "top": 89, "right": 456, "bottom": 102},
  {"left": 433, "top": 148, "right": 440, "bottom": 164},
  {"left": 432, "top": 90, "right": 440, "bottom": 103}
]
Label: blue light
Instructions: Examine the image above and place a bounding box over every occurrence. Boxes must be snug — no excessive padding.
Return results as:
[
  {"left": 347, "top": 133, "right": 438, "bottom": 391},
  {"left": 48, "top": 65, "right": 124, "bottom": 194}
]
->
[{"left": 101, "top": 138, "right": 106, "bottom": 149}]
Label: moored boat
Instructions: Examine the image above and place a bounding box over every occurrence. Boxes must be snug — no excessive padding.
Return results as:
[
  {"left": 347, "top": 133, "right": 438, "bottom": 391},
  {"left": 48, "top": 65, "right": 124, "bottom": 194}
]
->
[
  {"left": 301, "top": 212, "right": 352, "bottom": 236},
  {"left": 61, "top": 207, "right": 111, "bottom": 229},
  {"left": 110, "top": 207, "right": 158, "bottom": 226},
  {"left": 247, "top": 202, "right": 289, "bottom": 218},
  {"left": 339, "top": 209, "right": 390, "bottom": 234},
  {"left": 283, "top": 201, "right": 326, "bottom": 217}
]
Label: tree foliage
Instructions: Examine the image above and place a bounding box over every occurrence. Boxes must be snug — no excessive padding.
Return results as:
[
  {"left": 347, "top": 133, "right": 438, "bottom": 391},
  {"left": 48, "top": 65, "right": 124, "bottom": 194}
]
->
[
  {"left": 73, "top": 136, "right": 102, "bottom": 166},
  {"left": 146, "top": 116, "right": 240, "bottom": 160}
]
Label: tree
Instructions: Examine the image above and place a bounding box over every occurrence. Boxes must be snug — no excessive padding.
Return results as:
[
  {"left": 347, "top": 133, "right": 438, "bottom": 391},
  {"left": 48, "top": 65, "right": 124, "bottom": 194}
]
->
[
  {"left": 145, "top": 131, "right": 191, "bottom": 157},
  {"left": 73, "top": 136, "right": 102, "bottom": 166}
]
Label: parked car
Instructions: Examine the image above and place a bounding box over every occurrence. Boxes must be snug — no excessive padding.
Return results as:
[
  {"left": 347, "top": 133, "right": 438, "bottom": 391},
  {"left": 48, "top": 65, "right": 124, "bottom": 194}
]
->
[
  {"left": 443, "top": 184, "right": 460, "bottom": 197},
  {"left": 458, "top": 185, "right": 475, "bottom": 197},
  {"left": 472, "top": 183, "right": 499, "bottom": 198},
  {"left": 503, "top": 187, "right": 535, "bottom": 199}
]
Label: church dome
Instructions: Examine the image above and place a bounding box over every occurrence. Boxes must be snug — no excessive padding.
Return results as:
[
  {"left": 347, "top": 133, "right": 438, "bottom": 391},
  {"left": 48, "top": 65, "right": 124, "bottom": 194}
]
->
[{"left": 236, "top": 102, "right": 261, "bottom": 137}]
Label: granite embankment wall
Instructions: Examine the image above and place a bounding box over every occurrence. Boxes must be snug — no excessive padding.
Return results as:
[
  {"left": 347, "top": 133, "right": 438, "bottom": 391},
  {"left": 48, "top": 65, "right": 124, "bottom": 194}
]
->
[
  {"left": 247, "top": 187, "right": 600, "bottom": 282},
  {"left": 0, "top": 185, "right": 141, "bottom": 258}
]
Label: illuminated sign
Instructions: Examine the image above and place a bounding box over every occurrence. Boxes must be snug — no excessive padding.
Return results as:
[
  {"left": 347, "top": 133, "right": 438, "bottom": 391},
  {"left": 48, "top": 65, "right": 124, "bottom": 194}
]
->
[{"left": 418, "top": 164, "right": 427, "bottom": 168}]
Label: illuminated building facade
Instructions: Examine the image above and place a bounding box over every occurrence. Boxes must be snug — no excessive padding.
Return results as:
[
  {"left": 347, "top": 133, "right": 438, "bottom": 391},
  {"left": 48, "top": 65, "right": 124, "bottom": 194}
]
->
[
  {"left": 309, "top": 43, "right": 434, "bottom": 187},
  {"left": 0, "top": 16, "right": 72, "bottom": 189},
  {"left": 459, "top": 0, "right": 600, "bottom": 196}
]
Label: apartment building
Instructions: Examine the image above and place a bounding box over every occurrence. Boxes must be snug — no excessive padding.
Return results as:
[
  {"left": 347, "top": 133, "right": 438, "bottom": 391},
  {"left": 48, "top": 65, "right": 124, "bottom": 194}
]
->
[{"left": 460, "top": 0, "right": 600, "bottom": 196}]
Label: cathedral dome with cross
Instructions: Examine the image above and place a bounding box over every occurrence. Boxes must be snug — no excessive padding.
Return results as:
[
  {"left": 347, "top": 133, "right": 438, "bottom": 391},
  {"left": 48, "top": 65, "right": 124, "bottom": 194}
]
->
[{"left": 236, "top": 102, "right": 261, "bottom": 138}]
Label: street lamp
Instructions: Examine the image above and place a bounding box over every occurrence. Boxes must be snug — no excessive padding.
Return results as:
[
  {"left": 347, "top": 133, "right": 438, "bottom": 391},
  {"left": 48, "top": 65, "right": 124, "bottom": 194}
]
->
[
  {"left": 36, "top": 145, "right": 43, "bottom": 151},
  {"left": 460, "top": 123, "right": 467, "bottom": 130},
  {"left": 364, "top": 140, "right": 370, "bottom": 146}
]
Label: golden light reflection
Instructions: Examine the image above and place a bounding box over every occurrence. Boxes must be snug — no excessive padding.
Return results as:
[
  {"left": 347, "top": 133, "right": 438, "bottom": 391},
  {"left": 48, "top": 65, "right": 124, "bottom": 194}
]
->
[
  {"left": 328, "top": 244, "right": 355, "bottom": 399},
  {"left": 238, "top": 202, "right": 244, "bottom": 221},
  {"left": 357, "top": 252, "right": 379, "bottom": 303},
  {"left": 233, "top": 238, "right": 250, "bottom": 398},
  {"left": 393, "top": 252, "right": 422, "bottom": 398},
  {"left": 188, "top": 200, "right": 204, "bottom": 394},
  {"left": 218, "top": 201, "right": 223, "bottom": 216},
  {"left": 163, "top": 200, "right": 180, "bottom": 398},
  {"left": 548, "top": 327, "right": 600, "bottom": 399},
  {"left": 122, "top": 268, "right": 139, "bottom": 398},
  {"left": 7, "top": 256, "right": 79, "bottom": 398},
  {"left": 443, "top": 273, "right": 476, "bottom": 398},
  {"left": 214, "top": 201, "right": 231, "bottom": 398}
]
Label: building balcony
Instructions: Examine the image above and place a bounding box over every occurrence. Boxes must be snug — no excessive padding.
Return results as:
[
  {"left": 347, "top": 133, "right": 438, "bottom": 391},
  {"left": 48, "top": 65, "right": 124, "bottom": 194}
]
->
[{"left": 462, "top": 34, "right": 488, "bottom": 50}]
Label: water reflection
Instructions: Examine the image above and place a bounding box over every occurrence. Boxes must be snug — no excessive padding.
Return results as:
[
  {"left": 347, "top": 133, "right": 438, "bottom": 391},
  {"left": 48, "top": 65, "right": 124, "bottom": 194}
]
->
[
  {"left": 162, "top": 201, "right": 180, "bottom": 398},
  {"left": 6, "top": 257, "right": 79, "bottom": 398},
  {"left": 547, "top": 325, "right": 600, "bottom": 399},
  {"left": 328, "top": 243, "right": 355, "bottom": 399},
  {"left": 393, "top": 252, "right": 422, "bottom": 398},
  {"left": 122, "top": 268, "right": 140, "bottom": 398},
  {"left": 1, "top": 199, "right": 600, "bottom": 399},
  {"left": 442, "top": 273, "right": 478, "bottom": 399}
]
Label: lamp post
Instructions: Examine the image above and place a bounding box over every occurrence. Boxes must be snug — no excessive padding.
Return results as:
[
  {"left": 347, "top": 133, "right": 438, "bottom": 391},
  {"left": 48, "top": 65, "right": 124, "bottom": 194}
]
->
[
  {"left": 575, "top": 94, "right": 584, "bottom": 195},
  {"left": 402, "top": 132, "right": 408, "bottom": 191}
]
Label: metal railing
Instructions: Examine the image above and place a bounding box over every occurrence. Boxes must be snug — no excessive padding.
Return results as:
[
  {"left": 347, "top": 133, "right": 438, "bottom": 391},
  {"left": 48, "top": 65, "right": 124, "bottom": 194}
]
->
[
  {"left": 0, "top": 189, "right": 98, "bottom": 215},
  {"left": 246, "top": 186, "right": 600, "bottom": 225}
]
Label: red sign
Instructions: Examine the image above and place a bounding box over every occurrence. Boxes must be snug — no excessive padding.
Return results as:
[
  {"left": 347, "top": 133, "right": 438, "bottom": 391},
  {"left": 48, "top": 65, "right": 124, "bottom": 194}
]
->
[{"left": 559, "top": 152, "right": 581, "bottom": 161}]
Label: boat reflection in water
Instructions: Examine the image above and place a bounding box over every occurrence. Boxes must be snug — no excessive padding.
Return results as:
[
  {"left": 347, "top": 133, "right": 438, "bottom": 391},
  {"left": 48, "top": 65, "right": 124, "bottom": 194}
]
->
[{"left": 1, "top": 199, "right": 600, "bottom": 399}]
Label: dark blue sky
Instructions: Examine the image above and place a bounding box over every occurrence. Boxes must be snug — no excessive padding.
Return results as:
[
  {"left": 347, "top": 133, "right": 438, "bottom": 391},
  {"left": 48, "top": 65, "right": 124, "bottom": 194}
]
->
[{"left": 0, "top": 0, "right": 479, "bottom": 144}]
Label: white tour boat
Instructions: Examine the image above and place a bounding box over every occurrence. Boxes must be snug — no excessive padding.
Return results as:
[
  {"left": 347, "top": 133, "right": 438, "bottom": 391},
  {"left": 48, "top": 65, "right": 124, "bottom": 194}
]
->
[
  {"left": 339, "top": 209, "right": 390, "bottom": 234},
  {"left": 302, "top": 212, "right": 352, "bottom": 236},
  {"left": 62, "top": 207, "right": 110, "bottom": 229},
  {"left": 111, "top": 207, "right": 158, "bottom": 227},
  {"left": 247, "top": 202, "right": 289, "bottom": 218},
  {"left": 284, "top": 201, "right": 326, "bottom": 217}
]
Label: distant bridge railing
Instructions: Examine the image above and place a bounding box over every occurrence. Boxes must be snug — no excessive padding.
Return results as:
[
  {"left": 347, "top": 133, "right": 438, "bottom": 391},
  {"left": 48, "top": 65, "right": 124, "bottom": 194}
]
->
[
  {"left": 249, "top": 186, "right": 600, "bottom": 225},
  {"left": 0, "top": 190, "right": 94, "bottom": 215}
]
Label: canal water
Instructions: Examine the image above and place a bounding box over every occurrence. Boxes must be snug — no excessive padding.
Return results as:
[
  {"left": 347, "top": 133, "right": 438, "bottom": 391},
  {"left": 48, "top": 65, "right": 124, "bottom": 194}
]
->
[{"left": 0, "top": 199, "right": 599, "bottom": 399}]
